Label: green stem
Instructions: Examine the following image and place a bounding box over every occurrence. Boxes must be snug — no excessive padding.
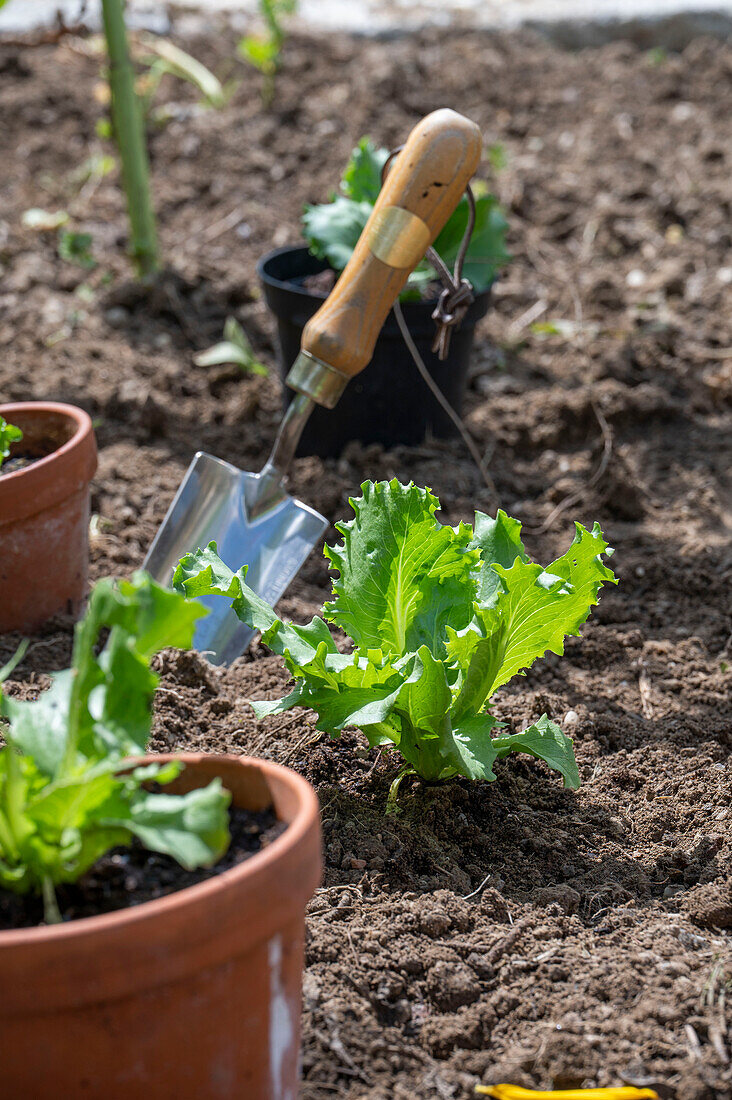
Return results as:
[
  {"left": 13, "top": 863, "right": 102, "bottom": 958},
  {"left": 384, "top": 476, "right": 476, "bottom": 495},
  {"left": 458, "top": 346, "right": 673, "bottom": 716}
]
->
[
  {"left": 0, "top": 809, "right": 18, "bottom": 862},
  {"left": 101, "top": 0, "right": 159, "bottom": 276},
  {"left": 386, "top": 764, "right": 415, "bottom": 815},
  {"left": 262, "top": 69, "right": 275, "bottom": 107},
  {"left": 0, "top": 639, "right": 29, "bottom": 685},
  {"left": 2, "top": 747, "right": 24, "bottom": 860},
  {"left": 60, "top": 620, "right": 90, "bottom": 776},
  {"left": 60, "top": 601, "right": 102, "bottom": 776},
  {"left": 42, "top": 876, "right": 63, "bottom": 925}
]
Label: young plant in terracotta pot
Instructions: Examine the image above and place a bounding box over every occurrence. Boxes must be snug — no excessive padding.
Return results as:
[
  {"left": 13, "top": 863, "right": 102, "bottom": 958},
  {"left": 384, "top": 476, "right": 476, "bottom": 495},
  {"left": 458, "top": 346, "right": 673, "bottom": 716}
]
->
[
  {"left": 0, "top": 572, "right": 321, "bottom": 1100},
  {"left": 175, "top": 479, "right": 617, "bottom": 809},
  {"left": 0, "top": 401, "right": 98, "bottom": 634},
  {"left": 257, "top": 138, "right": 510, "bottom": 456}
]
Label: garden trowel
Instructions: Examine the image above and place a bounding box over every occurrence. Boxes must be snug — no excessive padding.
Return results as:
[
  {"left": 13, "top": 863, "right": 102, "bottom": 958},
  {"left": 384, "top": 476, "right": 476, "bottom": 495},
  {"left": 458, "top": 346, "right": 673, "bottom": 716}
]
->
[{"left": 144, "top": 108, "right": 482, "bottom": 664}]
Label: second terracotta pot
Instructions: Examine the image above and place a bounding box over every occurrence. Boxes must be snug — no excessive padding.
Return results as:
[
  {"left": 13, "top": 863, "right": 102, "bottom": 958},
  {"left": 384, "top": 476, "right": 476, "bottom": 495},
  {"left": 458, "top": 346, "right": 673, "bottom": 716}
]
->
[
  {"left": 0, "top": 401, "right": 97, "bottom": 633},
  {"left": 0, "top": 753, "right": 322, "bottom": 1099}
]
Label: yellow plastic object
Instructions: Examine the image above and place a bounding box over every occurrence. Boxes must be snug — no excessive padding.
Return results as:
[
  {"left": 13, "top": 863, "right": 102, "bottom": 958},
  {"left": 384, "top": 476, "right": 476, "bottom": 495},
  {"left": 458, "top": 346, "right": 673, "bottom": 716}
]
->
[{"left": 475, "top": 1087, "right": 660, "bottom": 1100}]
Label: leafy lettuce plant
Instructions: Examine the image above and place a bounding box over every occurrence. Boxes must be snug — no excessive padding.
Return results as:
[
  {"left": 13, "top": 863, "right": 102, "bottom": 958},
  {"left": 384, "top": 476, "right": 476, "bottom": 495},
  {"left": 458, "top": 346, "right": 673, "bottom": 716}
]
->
[
  {"left": 302, "top": 138, "right": 510, "bottom": 298},
  {"left": 0, "top": 416, "right": 22, "bottom": 471},
  {"left": 174, "top": 480, "right": 616, "bottom": 808},
  {"left": 0, "top": 574, "right": 230, "bottom": 924}
]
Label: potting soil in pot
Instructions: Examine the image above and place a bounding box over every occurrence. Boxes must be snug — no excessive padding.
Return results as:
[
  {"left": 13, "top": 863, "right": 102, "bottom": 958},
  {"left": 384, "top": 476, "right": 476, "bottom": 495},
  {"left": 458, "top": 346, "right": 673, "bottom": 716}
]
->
[
  {"left": 0, "top": 454, "right": 37, "bottom": 475},
  {"left": 0, "top": 443, "right": 58, "bottom": 477},
  {"left": 0, "top": 805, "right": 285, "bottom": 929},
  {"left": 1, "top": 21, "right": 730, "bottom": 1100}
]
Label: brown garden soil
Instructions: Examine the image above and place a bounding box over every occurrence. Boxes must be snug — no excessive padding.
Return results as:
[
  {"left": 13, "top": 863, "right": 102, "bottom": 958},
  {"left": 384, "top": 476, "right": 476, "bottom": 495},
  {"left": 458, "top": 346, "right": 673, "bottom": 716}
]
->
[{"left": 1, "top": 17, "right": 731, "bottom": 1099}]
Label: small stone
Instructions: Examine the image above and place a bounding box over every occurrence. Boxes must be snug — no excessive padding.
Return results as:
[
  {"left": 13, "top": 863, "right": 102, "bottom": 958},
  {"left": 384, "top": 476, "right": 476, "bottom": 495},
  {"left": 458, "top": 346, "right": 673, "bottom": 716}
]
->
[
  {"left": 563, "top": 710, "right": 579, "bottom": 727},
  {"left": 684, "top": 880, "right": 732, "bottom": 930},
  {"left": 419, "top": 906, "right": 452, "bottom": 937},
  {"left": 427, "top": 961, "right": 481, "bottom": 1011},
  {"left": 663, "top": 885, "right": 685, "bottom": 898},
  {"left": 349, "top": 857, "right": 367, "bottom": 871},
  {"left": 533, "top": 884, "right": 581, "bottom": 915},
  {"left": 671, "top": 102, "right": 695, "bottom": 122},
  {"left": 104, "top": 306, "right": 129, "bottom": 327},
  {"left": 302, "top": 972, "right": 321, "bottom": 1010},
  {"left": 466, "top": 952, "right": 496, "bottom": 980},
  {"left": 675, "top": 928, "right": 709, "bottom": 950},
  {"left": 398, "top": 956, "right": 424, "bottom": 975}
]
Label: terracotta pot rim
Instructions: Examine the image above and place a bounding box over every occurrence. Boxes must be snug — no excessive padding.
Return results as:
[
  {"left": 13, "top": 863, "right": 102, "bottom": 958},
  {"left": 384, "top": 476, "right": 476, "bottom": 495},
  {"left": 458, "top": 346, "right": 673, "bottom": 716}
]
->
[
  {"left": 0, "top": 401, "right": 92, "bottom": 483},
  {"left": 0, "top": 402, "right": 98, "bottom": 527},
  {"left": 0, "top": 753, "right": 319, "bottom": 948}
]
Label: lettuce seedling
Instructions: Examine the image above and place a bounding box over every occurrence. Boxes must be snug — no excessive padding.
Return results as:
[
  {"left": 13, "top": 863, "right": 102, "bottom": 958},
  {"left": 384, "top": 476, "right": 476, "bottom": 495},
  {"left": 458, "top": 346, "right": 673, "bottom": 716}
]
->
[
  {"left": 174, "top": 480, "right": 617, "bottom": 807},
  {"left": 194, "top": 317, "right": 269, "bottom": 376},
  {"left": 0, "top": 574, "right": 230, "bottom": 923},
  {"left": 303, "top": 138, "right": 511, "bottom": 297},
  {"left": 0, "top": 417, "right": 22, "bottom": 471},
  {"left": 238, "top": 0, "right": 297, "bottom": 104}
]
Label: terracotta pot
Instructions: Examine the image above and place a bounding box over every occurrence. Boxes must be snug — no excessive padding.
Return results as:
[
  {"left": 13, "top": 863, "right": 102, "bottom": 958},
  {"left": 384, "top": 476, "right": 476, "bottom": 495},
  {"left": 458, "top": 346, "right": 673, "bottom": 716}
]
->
[
  {"left": 0, "top": 753, "right": 323, "bottom": 1100},
  {"left": 0, "top": 401, "right": 97, "bottom": 633}
]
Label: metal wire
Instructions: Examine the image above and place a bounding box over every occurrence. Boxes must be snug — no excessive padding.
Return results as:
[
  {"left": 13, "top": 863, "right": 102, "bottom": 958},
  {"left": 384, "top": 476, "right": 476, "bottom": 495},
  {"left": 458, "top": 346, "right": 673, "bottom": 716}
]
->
[
  {"left": 382, "top": 145, "right": 494, "bottom": 496},
  {"left": 380, "top": 147, "right": 477, "bottom": 359},
  {"left": 392, "top": 299, "right": 496, "bottom": 498}
]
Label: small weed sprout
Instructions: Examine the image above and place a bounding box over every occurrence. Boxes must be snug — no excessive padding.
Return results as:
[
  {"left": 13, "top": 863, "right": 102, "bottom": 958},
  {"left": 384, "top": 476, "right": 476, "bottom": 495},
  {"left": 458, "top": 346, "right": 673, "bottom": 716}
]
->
[
  {"left": 194, "top": 318, "right": 269, "bottom": 376},
  {"left": 238, "top": 0, "right": 297, "bottom": 105}
]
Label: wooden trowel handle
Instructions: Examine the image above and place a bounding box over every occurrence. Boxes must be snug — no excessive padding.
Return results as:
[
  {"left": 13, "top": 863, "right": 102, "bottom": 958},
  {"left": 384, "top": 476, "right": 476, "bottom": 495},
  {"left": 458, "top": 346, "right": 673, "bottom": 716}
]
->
[{"left": 287, "top": 108, "right": 482, "bottom": 407}]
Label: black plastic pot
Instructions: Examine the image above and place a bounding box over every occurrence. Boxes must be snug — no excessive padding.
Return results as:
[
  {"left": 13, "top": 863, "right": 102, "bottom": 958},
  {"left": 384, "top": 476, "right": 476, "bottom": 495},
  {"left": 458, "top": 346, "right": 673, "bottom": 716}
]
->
[{"left": 257, "top": 245, "right": 492, "bottom": 458}]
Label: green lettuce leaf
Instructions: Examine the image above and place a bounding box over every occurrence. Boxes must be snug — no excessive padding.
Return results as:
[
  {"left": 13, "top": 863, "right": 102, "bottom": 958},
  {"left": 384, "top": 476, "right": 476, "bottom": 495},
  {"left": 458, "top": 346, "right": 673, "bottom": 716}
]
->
[
  {"left": 443, "top": 713, "right": 501, "bottom": 781},
  {"left": 324, "top": 480, "right": 477, "bottom": 656},
  {"left": 302, "top": 196, "right": 372, "bottom": 272},
  {"left": 301, "top": 139, "right": 510, "bottom": 296},
  {"left": 0, "top": 416, "right": 23, "bottom": 469},
  {"left": 471, "top": 508, "right": 528, "bottom": 606},
  {"left": 488, "top": 521, "right": 615, "bottom": 695},
  {"left": 492, "top": 715, "right": 580, "bottom": 790},
  {"left": 431, "top": 192, "right": 511, "bottom": 293},
  {"left": 2, "top": 671, "right": 73, "bottom": 777},
  {"left": 176, "top": 480, "right": 616, "bottom": 800},
  {"left": 0, "top": 572, "right": 231, "bottom": 918},
  {"left": 341, "top": 137, "right": 388, "bottom": 203},
  {"left": 121, "top": 780, "right": 231, "bottom": 870},
  {"left": 173, "top": 542, "right": 337, "bottom": 665}
]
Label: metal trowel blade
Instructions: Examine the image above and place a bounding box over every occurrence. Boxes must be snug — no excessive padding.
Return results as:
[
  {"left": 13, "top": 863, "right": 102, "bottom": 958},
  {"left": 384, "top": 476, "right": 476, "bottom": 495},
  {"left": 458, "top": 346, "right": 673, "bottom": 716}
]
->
[{"left": 143, "top": 451, "right": 328, "bottom": 665}]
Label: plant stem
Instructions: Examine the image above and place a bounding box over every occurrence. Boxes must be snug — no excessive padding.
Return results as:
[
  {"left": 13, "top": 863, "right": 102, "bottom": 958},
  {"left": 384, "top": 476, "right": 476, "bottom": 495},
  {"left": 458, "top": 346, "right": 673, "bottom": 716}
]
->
[
  {"left": 60, "top": 615, "right": 93, "bottom": 776},
  {"left": 42, "top": 877, "right": 63, "bottom": 925},
  {"left": 0, "top": 639, "right": 29, "bottom": 685},
  {"left": 101, "top": 0, "right": 159, "bottom": 277},
  {"left": 386, "top": 764, "right": 414, "bottom": 815}
]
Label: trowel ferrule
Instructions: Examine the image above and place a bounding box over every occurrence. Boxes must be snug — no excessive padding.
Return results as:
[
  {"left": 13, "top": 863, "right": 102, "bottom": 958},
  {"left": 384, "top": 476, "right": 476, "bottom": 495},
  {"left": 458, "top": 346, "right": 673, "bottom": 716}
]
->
[{"left": 286, "top": 350, "right": 348, "bottom": 409}]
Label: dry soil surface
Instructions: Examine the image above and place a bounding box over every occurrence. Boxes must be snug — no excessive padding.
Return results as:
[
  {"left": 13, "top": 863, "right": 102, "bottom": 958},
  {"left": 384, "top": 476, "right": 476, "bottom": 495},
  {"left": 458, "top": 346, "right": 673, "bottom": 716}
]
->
[{"left": 0, "top": 21, "right": 731, "bottom": 1099}]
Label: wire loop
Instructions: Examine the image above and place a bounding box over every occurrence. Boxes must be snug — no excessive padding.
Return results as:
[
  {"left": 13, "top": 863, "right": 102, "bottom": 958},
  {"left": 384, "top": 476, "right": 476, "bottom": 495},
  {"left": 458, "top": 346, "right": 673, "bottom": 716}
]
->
[{"left": 381, "top": 148, "right": 476, "bottom": 359}]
